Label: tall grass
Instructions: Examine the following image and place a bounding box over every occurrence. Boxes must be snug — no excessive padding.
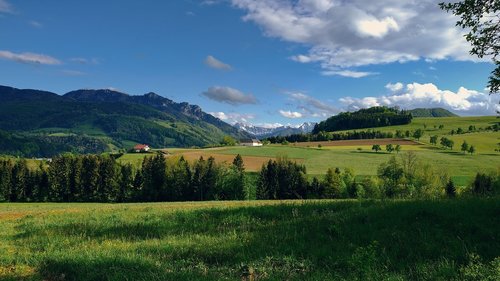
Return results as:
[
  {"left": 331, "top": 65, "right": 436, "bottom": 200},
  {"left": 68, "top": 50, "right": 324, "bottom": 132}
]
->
[{"left": 0, "top": 199, "right": 499, "bottom": 280}]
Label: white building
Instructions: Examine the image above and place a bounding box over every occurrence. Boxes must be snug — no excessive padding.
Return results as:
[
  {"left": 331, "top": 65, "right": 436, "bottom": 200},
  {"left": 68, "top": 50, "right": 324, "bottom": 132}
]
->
[{"left": 240, "top": 139, "right": 263, "bottom": 147}]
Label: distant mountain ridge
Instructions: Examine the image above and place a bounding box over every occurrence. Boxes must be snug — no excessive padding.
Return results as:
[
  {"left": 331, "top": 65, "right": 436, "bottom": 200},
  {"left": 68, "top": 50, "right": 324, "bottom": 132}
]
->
[
  {"left": 408, "top": 108, "right": 458, "bottom": 117},
  {"left": 0, "top": 85, "right": 250, "bottom": 157},
  {"left": 235, "top": 122, "right": 316, "bottom": 138}
]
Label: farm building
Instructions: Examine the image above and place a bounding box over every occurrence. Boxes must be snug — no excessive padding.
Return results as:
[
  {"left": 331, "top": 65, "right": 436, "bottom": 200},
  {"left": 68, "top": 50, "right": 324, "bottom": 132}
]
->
[
  {"left": 134, "top": 144, "right": 150, "bottom": 152},
  {"left": 240, "top": 139, "right": 263, "bottom": 147}
]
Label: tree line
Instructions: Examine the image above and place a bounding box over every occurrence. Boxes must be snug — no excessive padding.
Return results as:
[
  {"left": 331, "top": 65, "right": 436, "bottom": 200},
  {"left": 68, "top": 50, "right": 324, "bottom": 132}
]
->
[
  {"left": 0, "top": 154, "right": 246, "bottom": 202},
  {"left": 256, "top": 153, "right": 499, "bottom": 200},
  {"left": 0, "top": 152, "right": 497, "bottom": 203},
  {"left": 312, "top": 106, "right": 412, "bottom": 134},
  {"left": 265, "top": 130, "right": 396, "bottom": 144}
]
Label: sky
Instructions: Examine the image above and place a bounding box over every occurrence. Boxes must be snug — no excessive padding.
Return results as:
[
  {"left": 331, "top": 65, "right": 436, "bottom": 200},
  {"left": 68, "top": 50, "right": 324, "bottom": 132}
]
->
[{"left": 0, "top": 0, "right": 498, "bottom": 128}]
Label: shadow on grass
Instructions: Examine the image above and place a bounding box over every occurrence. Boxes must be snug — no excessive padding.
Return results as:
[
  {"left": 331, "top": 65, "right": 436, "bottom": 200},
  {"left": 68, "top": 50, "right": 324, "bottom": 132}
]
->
[
  {"left": 480, "top": 153, "right": 500, "bottom": 156},
  {"left": 38, "top": 256, "right": 222, "bottom": 281},
  {"left": 437, "top": 151, "right": 463, "bottom": 156},
  {"left": 14, "top": 199, "right": 500, "bottom": 280},
  {"left": 349, "top": 151, "right": 391, "bottom": 154}
]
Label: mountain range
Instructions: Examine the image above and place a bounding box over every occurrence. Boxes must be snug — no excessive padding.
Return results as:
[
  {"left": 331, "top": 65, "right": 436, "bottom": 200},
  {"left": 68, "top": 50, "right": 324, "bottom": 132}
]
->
[
  {"left": 0, "top": 85, "right": 250, "bottom": 156},
  {"left": 234, "top": 122, "right": 316, "bottom": 138},
  {"left": 0, "top": 84, "right": 463, "bottom": 157}
]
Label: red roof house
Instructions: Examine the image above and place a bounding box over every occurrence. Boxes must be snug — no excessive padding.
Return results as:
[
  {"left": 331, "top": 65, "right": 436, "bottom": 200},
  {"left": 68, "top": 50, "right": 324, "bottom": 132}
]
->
[{"left": 134, "top": 144, "right": 150, "bottom": 152}]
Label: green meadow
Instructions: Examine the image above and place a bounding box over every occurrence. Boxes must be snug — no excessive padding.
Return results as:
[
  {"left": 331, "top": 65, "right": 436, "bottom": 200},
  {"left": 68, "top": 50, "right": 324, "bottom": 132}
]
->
[
  {"left": 1, "top": 199, "right": 499, "bottom": 280},
  {"left": 116, "top": 117, "right": 499, "bottom": 186}
]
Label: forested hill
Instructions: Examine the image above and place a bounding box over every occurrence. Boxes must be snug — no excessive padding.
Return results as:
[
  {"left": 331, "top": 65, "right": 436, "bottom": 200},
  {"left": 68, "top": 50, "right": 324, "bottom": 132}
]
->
[
  {"left": 312, "top": 107, "right": 413, "bottom": 133},
  {"left": 409, "top": 108, "right": 458, "bottom": 117},
  {"left": 0, "top": 85, "right": 250, "bottom": 157}
]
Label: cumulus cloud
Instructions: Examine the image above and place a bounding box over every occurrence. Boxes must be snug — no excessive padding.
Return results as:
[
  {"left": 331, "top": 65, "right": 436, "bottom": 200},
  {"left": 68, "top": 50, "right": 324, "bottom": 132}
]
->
[
  {"left": 340, "top": 82, "right": 500, "bottom": 115},
  {"left": 231, "top": 0, "right": 477, "bottom": 77},
  {"left": 0, "top": 50, "right": 61, "bottom": 65},
  {"left": 202, "top": 86, "right": 257, "bottom": 105},
  {"left": 0, "top": 0, "right": 12, "bottom": 13},
  {"left": 279, "top": 110, "right": 303, "bottom": 118},
  {"left": 205, "top": 55, "right": 232, "bottom": 70},
  {"left": 286, "top": 91, "right": 338, "bottom": 117},
  {"left": 356, "top": 16, "right": 399, "bottom": 38},
  {"left": 209, "top": 111, "right": 256, "bottom": 124},
  {"left": 385, "top": 82, "right": 403, "bottom": 92}
]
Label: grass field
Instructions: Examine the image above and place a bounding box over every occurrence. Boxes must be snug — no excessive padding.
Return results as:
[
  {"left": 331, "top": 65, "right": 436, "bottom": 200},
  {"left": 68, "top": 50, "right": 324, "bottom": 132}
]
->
[
  {"left": 113, "top": 117, "right": 500, "bottom": 186},
  {"left": 0, "top": 199, "right": 498, "bottom": 280},
  {"left": 338, "top": 116, "right": 498, "bottom": 136}
]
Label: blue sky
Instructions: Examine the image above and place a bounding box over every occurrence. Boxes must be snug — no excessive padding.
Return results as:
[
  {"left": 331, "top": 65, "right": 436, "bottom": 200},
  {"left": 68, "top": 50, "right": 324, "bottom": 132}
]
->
[{"left": 0, "top": 0, "right": 498, "bottom": 127}]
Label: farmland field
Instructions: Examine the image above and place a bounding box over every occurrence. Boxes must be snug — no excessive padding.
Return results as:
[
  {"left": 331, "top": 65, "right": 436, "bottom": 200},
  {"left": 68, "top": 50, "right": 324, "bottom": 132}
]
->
[
  {"left": 1, "top": 199, "right": 499, "bottom": 280},
  {"left": 118, "top": 142, "right": 499, "bottom": 187},
  {"left": 112, "top": 117, "right": 500, "bottom": 186}
]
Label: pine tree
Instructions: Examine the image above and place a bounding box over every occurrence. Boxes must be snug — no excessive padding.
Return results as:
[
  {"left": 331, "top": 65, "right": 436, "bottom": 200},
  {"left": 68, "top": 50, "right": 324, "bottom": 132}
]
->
[
  {"left": 10, "top": 160, "right": 29, "bottom": 202},
  {"left": 0, "top": 160, "right": 13, "bottom": 202},
  {"left": 231, "top": 154, "right": 246, "bottom": 200},
  {"left": 232, "top": 154, "right": 245, "bottom": 173},
  {"left": 117, "top": 164, "right": 134, "bottom": 202},
  {"left": 192, "top": 156, "right": 206, "bottom": 201},
  {"left": 132, "top": 169, "right": 143, "bottom": 201},
  {"left": 48, "top": 156, "right": 71, "bottom": 202},
  {"left": 445, "top": 179, "right": 456, "bottom": 198},
  {"left": 256, "top": 162, "right": 270, "bottom": 200},
  {"left": 141, "top": 154, "right": 166, "bottom": 202},
  {"left": 80, "top": 155, "right": 100, "bottom": 202},
  {"left": 203, "top": 157, "right": 218, "bottom": 200}
]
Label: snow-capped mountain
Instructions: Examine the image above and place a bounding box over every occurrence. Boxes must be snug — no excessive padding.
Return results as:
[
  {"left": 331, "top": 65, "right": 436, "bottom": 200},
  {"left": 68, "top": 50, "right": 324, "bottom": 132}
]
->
[{"left": 234, "top": 122, "right": 316, "bottom": 138}]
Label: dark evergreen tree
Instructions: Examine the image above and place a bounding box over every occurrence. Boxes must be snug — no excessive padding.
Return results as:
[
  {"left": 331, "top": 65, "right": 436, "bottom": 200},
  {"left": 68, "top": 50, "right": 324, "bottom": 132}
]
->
[
  {"left": 192, "top": 156, "right": 207, "bottom": 201},
  {"left": 0, "top": 160, "right": 13, "bottom": 202},
  {"left": 445, "top": 179, "right": 456, "bottom": 198},
  {"left": 117, "top": 163, "right": 134, "bottom": 202},
  {"left": 48, "top": 156, "right": 71, "bottom": 202},
  {"left": 80, "top": 155, "right": 100, "bottom": 202}
]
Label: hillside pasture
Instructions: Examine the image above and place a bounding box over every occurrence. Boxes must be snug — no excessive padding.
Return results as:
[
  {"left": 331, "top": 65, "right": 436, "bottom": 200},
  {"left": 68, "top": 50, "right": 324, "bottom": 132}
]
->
[
  {"left": 337, "top": 116, "right": 498, "bottom": 136},
  {"left": 286, "top": 138, "right": 420, "bottom": 147}
]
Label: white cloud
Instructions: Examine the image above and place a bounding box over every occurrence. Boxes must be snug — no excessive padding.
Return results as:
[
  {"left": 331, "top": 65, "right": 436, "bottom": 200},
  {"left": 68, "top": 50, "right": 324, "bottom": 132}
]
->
[
  {"left": 201, "top": 0, "right": 223, "bottom": 5},
  {"left": 231, "top": 0, "right": 478, "bottom": 77},
  {"left": 286, "top": 91, "right": 338, "bottom": 117},
  {"left": 0, "top": 50, "right": 61, "bottom": 65},
  {"left": 279, "top": 110, "right": 303, "bottom": 118},
  {"left": 385, "top": 82, "right": 403, "bottom": 92},
  {"left": 0, "top": 0, "right": 12, "bottom": 13},
  {"left": 209, "top": 111, "right": 256, "bottom": 124},
  {"left": 322, "top": 69, "right": 377, "bottom": 78},
  {"left": 356, "top": 16, "right": 399, "bottom": 38},
  {"left": 70, "top": 57, "right": 100, "bottom": 65},
  {"left": 29, "top": 20, "right": 42, "bottom": 28},
  {"left": 202, "top": 86, "right": 257, "bottom": 105},
  {"left": 340, "top": 82, "right": 500, "bottom": 115},
  {"left": 205, "top": 55, "right": 232, "bottom": 70}
]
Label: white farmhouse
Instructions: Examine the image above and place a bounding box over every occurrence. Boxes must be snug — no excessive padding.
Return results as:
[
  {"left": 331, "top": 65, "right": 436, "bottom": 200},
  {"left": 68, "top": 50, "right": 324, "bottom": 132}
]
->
[{"left": 240, "top": 139, "right": 263, "bottom": 147}]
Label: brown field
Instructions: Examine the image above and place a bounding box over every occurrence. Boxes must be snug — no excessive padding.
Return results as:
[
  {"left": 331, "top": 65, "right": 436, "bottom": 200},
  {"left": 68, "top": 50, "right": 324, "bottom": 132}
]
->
[
  {"left": 173, "top": 151, "right": 303, "bottom": 171},
  {"left": 288, "top": 138, "right": 420, "bottom": 147}
]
